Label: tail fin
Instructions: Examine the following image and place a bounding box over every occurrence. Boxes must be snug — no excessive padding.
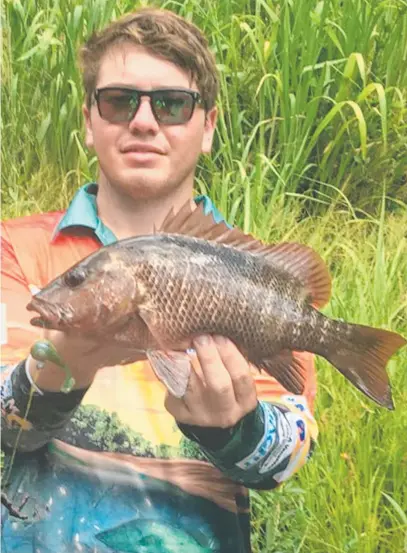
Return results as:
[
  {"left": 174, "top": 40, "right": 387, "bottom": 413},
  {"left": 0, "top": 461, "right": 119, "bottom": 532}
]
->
[{"left": 323, "top": 325, "right": 406, "bottom": 410}]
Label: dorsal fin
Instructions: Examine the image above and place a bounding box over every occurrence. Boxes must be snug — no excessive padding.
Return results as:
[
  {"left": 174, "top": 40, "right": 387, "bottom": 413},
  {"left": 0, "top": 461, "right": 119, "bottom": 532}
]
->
[
  {"left": 260, "top": 242, "right": 331, "bottom": 307},
  {"left": 158, "top": 201, "right": 331, "bottom": 308},
  {"left": 157, "top": 200, "right": 197, "bottom": 234}
]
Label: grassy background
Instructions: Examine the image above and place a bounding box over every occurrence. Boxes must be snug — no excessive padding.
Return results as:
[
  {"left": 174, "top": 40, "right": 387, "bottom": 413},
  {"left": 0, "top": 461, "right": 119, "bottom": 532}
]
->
[{"left": 2, "top": 0, "right": 407, "bottom": 551}]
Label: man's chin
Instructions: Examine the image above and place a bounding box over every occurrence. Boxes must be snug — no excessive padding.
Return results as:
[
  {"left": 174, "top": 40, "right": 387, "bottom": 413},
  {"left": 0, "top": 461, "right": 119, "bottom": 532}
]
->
[{"left": 111, "top": 173, "right": 176, "bottom": 199}]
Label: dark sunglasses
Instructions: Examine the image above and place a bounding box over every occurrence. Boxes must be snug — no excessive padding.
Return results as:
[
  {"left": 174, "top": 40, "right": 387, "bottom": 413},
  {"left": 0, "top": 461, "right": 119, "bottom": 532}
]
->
[{"left": 94, "top": 87, "right": 204, "bottom": 125}]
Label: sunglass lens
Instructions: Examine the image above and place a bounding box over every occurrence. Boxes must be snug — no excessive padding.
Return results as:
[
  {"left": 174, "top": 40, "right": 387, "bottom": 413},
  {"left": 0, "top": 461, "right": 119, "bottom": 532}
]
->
[
  {"left": 152, "top": 91, "right": 194, "bottom": 124},
  {"left": 98, "top": 89, "right": 139, "bottom": 123}
]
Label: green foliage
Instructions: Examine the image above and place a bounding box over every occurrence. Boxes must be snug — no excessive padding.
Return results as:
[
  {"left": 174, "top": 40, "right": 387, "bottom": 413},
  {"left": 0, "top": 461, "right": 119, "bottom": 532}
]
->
[
  {"left": 65, "top": 405, "right": 208, "bottom": 461},
  {"left": 67, "top": 404, "right": 156, "bottom": 456},
  {"left": 2, "top": 0, "right": 407, "bottom": 218},
  {"left": 249, "top": 201, "right": 407, "bottom": 553},
  {"left": 178, "top": 436, "right": 207, "bottom": 461}
]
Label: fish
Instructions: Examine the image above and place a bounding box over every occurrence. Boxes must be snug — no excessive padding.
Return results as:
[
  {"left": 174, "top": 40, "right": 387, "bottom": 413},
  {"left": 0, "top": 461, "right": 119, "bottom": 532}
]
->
[
  {"left": 26, "top": 201, "right": 406, "bottom": 409},
  {"left": 96, "top": 519, "right": 214, "bottom": 553}
]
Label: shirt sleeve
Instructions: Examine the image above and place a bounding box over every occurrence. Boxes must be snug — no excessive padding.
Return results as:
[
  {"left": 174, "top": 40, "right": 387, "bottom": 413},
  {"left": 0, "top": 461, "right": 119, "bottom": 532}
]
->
[
  {"left": 1, "top": 224, "right": 86, "bottom": 452},
  {"left": 178, "top": 355, "right": 318, "bottom": 490}
]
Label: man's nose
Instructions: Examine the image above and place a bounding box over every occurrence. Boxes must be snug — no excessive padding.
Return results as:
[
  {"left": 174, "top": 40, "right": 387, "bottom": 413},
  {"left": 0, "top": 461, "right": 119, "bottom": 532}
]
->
[{"left": 128, "top": 97, "right": 160, "bottom": 133}]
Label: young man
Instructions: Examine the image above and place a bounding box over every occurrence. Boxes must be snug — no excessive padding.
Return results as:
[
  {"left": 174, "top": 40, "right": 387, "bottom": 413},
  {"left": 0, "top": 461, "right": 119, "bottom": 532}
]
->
[{"left": 1, "top": 8, "right": 318, "bottom": 552}]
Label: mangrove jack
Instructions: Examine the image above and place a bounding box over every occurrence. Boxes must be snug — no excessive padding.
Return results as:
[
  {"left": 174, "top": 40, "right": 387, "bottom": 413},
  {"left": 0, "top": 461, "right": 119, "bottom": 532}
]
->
[{"left": 27, "top": 202, "right": 406, "bottom": 408}]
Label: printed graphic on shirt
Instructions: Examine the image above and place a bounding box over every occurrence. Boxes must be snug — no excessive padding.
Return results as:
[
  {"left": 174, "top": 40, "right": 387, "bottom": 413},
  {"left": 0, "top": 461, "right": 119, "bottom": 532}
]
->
[
  {"left": 1, "top": 361, "right": 246, "bottom": 553},
  {"left": 1, "top": 303, "right": 7, "bottom": 345},
  {"left": 1, "top": 440, "right": 244, "bottom": 553},
  {"left": 1, "top": 358, "right": 315, "bottom": 553}
]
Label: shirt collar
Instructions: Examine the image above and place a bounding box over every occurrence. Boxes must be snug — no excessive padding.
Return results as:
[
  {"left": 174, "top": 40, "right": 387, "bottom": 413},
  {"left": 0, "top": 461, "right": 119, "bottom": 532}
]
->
[{"left": 54, "top": 183, "right": 228, "bottom": 246}]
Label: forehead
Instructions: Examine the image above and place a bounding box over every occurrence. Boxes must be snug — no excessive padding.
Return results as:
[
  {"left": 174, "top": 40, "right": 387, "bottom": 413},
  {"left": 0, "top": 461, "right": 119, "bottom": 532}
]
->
[{"left": 96, "top": 43, "right": 194, "bottom": 90}]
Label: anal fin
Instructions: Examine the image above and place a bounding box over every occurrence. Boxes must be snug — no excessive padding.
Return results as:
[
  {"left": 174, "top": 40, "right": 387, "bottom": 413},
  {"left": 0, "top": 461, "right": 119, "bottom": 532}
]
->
[{"left": 258, "top": 351, "right": 306, "bottom": 395}]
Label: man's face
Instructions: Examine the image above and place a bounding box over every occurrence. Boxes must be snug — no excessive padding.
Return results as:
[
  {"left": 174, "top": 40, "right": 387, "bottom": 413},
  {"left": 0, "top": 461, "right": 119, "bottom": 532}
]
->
[{"left": 83, "top": 43, "right": 217, "bottom": 200}]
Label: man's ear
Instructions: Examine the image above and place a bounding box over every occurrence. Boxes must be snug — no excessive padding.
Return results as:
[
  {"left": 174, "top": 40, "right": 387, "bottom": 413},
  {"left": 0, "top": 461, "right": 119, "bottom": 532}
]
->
[
  {"left": 201, "top": 106, "right": 217, "bottom": 154},
  {"left": 83, "top": 104, "right": 94, "bottom": 149}
]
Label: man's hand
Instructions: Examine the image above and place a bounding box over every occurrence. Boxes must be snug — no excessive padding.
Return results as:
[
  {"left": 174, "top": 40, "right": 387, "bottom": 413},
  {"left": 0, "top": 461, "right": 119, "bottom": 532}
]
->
[
  {"left": 27, "top": 330, "right": 146, "bottom": 392},
  {"left": 164, "top": 335, "right": 258, "bottom": 428}
]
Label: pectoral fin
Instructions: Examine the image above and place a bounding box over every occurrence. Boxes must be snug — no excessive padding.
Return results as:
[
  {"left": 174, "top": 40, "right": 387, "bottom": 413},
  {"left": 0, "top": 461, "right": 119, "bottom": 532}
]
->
[{"left": 147, "top": 350, "right": 191, "bottom": 398}]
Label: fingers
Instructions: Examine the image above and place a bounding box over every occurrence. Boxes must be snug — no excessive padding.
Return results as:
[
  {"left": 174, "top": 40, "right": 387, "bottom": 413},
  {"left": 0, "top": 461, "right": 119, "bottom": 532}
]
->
[
  {"left": 194, "top": 335, "right": 256, "bottom": 404},
  {"left": 213, "top": 336, "right": 256, "bottom": 405},
  {"left": 193, "top": 335, "right": 233, "bottom": 395},
  {"left": 164, "top": 335, "right": 257, "bottom": 427},
  {"left": 165, "top": 337, "right": 234, "bottom": 424},
  {"left": 164, "top": 366, "right": 201, "bottom": 422}
]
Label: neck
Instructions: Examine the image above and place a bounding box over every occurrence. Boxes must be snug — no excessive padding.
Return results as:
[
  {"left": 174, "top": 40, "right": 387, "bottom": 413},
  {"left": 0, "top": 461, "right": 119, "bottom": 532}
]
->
[{"left": 95, "top": 179, "right": 195, "bottom": 240}]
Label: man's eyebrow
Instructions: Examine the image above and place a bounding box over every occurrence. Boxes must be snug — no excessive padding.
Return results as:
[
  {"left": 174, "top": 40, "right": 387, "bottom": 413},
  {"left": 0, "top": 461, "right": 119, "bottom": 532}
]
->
[
  {"left": 97, "top": 84, "right": 192, "bottom": 90},
  {"left": 97, "top": 83, "right": 138, "bottom": 89}
]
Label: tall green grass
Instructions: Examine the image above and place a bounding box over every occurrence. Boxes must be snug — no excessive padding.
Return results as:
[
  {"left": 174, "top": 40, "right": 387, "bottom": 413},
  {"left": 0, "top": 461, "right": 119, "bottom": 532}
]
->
[
  {"left": 250, "top": 199, "right": 407, "bottom": 553},
  {"left": 2, "top": 0, "right": 407, "bottom": 217},
  {"left": 2, "top": 1, "right": 407, "bottom": 552}
]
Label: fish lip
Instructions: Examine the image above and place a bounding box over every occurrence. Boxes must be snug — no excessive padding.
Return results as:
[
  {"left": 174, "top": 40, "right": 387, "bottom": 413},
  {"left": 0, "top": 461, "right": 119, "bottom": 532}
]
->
[
  {"left": 26, "top": 297, "right": 64, "bottom": 329},
  {"left": 29, "top": 316, "right": 56, "bottom": 330}
]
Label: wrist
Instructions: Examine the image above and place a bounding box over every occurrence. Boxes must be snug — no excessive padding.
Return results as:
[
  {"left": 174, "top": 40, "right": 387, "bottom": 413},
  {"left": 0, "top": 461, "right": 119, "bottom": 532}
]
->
[
  {"left": 178, "top": 402, "right": 260, "bottom": 451},
  {"left": 27, "top": 353, "right": 97, "bottom": 392}
]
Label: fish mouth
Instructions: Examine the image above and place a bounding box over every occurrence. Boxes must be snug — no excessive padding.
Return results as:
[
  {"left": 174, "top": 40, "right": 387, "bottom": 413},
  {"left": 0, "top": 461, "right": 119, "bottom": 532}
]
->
[{"left": 26, "top": 297, "right": 71, "bottom": 330}]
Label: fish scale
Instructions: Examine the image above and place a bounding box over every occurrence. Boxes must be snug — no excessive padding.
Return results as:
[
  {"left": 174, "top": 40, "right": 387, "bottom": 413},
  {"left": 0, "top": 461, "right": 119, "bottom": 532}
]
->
[{"left": 143, "top": 239, "right": 277, "bottom": 355}]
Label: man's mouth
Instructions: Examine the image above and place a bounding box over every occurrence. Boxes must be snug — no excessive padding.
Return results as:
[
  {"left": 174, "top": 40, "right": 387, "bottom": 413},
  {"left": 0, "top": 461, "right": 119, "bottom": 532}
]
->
[{"left": 121, "top": 143, "right": 165, "bottom": 155}]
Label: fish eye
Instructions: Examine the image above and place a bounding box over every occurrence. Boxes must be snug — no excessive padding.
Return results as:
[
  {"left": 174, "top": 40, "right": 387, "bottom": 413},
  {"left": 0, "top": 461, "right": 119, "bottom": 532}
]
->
[{"left": 63, "top": 268, "right": 87, "bottom": 289}]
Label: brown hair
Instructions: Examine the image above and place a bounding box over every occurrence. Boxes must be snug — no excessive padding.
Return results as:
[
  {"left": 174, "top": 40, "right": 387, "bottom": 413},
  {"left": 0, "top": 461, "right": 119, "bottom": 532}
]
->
[{"left": 79, "top": 8, "right": 219, "bottom": 111}]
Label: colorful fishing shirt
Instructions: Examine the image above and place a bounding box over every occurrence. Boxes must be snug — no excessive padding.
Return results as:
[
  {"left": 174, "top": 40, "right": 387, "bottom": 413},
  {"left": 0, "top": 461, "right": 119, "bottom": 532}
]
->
[{"left": 1, "top": 183, "right": 318, "bottom": 553}]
